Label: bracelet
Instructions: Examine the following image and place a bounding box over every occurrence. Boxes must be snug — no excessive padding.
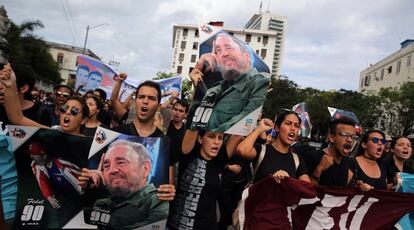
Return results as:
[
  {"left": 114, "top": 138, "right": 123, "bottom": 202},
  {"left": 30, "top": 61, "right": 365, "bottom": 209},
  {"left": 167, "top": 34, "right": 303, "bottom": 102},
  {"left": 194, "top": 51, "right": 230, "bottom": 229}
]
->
[{"left": 310, "top": 174, "right": 320, "bottom": 182}]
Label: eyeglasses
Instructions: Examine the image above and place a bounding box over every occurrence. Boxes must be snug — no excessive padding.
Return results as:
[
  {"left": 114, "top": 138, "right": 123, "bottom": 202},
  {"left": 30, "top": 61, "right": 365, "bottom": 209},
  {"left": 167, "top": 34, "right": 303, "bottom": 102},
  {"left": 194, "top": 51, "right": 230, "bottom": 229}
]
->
[
  {"left": 370, "top": 137, "right": 387, "bottom": 145},
  {"left": 56, "top": 91, "right": 70, "bottom": 98},
  {"left": 333, "top": 132, "right": 358, "bottom": 141},
  {"left": 59, "top": 105, "right": 80, "bottom": 116}
]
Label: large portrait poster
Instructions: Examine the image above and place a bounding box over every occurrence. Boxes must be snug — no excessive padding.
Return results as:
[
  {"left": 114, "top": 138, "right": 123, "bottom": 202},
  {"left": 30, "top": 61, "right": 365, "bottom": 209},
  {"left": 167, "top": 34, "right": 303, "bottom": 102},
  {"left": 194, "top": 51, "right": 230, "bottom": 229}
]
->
[
  {"left": 8, "top": 126, "right": 170, "bottom": 229},
  {"left": 187, "top": 24, "right": 270, "bottom": 136},
  {"left": 8, "top": 126, "right": 92, "bottom": 229},
  {"left": 82, "top": 126, "right": 170, "bottom": 229},
  {"left": 75, "top": 55, "right": 119, "bottom": 97}
]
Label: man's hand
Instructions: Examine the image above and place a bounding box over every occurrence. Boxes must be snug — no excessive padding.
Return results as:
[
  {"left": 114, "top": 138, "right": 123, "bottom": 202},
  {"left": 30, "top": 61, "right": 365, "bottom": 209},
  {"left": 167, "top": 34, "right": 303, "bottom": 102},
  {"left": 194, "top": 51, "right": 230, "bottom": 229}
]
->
[
  {"left": 273, "top": 170, "right": 290, "bottom": 183},
  {"left": 157, "top": 184, "right": 176, "bottom": 201},
  {"left": 114, "top": 72, "right": 127, "bottom": 82},
  {"left": 78, "top": 168, "right": 103, "bottom": 189},
  {"left": 47, "top": 196, "right": 61, "bottom": 209},
  {"left": 195, "top": 53, "right": 219, "bottom": 73},
  {"left": 227, "top": 164, "right": 242, "bottom": 174},
  {"left": 317, "top": 154, "right": 334, "bottom": 172}
]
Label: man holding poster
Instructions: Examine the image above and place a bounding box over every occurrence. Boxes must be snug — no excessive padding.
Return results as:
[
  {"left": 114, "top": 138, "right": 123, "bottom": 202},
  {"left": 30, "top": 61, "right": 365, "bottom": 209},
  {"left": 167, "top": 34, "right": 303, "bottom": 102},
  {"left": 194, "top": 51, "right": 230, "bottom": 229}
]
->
[
  {"left": 189, "top": 32, "right": 269, "bottom": 133},
  {"left": 89, "top": 140, "right": 169, "bottom": 229}
]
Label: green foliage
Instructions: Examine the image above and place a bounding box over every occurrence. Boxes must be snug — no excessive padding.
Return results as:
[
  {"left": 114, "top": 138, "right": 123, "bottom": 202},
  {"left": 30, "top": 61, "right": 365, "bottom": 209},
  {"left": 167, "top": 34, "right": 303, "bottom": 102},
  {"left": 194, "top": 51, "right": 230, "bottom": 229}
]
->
[{"left": 5, "top": 20, "right": 62, "bottom": 84}]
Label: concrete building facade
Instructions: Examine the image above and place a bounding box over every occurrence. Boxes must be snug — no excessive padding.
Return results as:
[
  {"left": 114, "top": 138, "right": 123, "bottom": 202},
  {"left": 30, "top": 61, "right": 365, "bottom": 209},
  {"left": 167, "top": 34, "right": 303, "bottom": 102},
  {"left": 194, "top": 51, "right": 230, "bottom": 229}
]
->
[
  {"left": 359, "top": 40, "right": 414, "bottom": 94},
  {"left": 171, "top": 12, "right": 286, "bottom": 79},
  {"left": 46, "top": 41, "right": 100, "bottom": 86},
  {"left": 244, "top": 12, "right": 287, "bottom": 78}
]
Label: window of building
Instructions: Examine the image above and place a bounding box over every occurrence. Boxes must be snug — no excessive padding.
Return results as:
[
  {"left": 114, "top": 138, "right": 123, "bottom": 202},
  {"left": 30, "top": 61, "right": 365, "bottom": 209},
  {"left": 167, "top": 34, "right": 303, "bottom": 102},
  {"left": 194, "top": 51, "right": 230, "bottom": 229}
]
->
[
  {"left": 179, "top": 53, "right": 184, "bottom": 62},
  {"left": 407, "top": 55, "right": 412, "bottom": 67},
  {"left": 191, "top": 55, "right": 197, "bottom": 63},
  {"left": 257, "top": 37, "right": 261, "bottom": 42},
  {"left": 181, "top": 41, "right": 186, "bottom": 49},
  {"left": 256, "top": 50, "right": 259, "bottom": 55},
  {"left": 380, "top": 68, "right": 384, "bottom": 80},
  {"left": 360, "top": 79, "right": 364, "bottom": 88},
  {"left": 373, "top": 72, "right": 378, "bottom": 81},
  {"left": 260, "top": 49, "right": 267, "bottom": 59},
  {"left": 57, "top": 53, "right": 64, "bottom": 66},
  {"left": 195, "top": 29, "right": 199, "bottom": 37},
  {"left": 193, "top": 42, "right": 198, "bottom": 50},
  {"left": 396, "top": 60, "right": 401, "bottom": 74},
  {"left": 364, "top": 75, "right": 370, "bottom": 86},
  {"left": 245, "top": 34, "right": 251, "bottom": 43},
  {"left": 387, "top": 66, "right": 392, "bottom": 74},
  {"left": 183, "top": 29, "right": 188, "bottom": 36},
  {"left": 177, "top": 66, "right": 183, "bottom": 74},
  {"left": 263, "top": 36, "right": 268, "bottom": 45}
]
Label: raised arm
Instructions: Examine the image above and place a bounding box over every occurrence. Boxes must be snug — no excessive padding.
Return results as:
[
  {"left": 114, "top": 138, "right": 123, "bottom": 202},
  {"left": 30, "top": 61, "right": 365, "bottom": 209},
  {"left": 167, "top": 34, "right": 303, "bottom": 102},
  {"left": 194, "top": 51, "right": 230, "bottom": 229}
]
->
[
  {"left": 0, "top": 64, "right": 48, "bottom": 128},
  {"left": 181, "top": 129, "right": 199, "bottom": 154},
  {"left": 236, "top": 118, "right": 273, "bottom": 160},
  {"left": 110, "top": 73, "right": 128, "bottom": 119}
]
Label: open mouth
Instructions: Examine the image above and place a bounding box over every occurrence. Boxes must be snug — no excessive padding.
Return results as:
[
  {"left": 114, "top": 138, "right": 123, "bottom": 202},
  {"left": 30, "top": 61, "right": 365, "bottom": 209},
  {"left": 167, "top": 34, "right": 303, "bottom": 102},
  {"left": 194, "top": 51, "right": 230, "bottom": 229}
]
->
[
  {"left": 287, "top": 133, "right": 295, "bottom": 141},
  {"left": 62, "top": 117, "right": 70, "bottom": 127}
]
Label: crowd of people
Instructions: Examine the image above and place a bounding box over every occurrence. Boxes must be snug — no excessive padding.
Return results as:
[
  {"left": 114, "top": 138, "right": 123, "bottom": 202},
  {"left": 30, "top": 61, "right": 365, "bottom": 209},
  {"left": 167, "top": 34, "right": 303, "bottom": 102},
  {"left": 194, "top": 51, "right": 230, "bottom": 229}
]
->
[{"left": 0, "top": 35, "right": 413, "bottom": 229}]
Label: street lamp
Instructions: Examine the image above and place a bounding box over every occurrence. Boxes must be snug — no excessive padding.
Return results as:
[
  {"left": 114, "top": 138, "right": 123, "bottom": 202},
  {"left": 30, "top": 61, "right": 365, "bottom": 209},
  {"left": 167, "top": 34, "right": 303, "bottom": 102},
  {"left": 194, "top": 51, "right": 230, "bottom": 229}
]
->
[{"left": 82, "top": 23, "right": 109, "bottom": 54}]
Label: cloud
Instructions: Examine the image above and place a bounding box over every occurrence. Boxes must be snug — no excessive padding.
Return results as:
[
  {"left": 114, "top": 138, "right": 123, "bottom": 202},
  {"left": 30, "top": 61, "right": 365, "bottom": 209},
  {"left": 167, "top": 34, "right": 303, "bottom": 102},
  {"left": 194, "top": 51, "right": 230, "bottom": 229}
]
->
[{"left": 2, "top": 0, "right": 412, "bottom": 90}]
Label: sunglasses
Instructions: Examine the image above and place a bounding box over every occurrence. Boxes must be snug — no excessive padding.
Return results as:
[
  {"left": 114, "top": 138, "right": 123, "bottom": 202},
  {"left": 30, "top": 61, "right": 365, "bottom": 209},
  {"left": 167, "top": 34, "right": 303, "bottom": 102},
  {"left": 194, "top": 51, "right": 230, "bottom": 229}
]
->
[
  {"left": 59, "top": 105, "right": 80, "bottom": 116},
  {"left": 333, "top": 132, "right": 358, "bottom": 141},
  {"left": 370, "top": 137, "right": 387, "bottom": 145},
  {"left": 56, "top": 91, "right": 70, "bottom": 98}
]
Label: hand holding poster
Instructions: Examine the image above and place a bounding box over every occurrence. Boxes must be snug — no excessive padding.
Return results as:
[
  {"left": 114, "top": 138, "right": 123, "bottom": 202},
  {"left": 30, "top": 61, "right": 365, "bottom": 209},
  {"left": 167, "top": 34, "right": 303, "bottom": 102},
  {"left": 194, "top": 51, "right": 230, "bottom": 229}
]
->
[
  {"left": 83, "top": 127, "right": 170, "bottom": 229},
  {"left": 8, "top": 126, "right": 170, "bottom": 229},
  {"left": 8, "top": 126, "right": 92, "bottom": 228},
  {"left": 187, "top": 24, "right": 270, "bottom": 135}
]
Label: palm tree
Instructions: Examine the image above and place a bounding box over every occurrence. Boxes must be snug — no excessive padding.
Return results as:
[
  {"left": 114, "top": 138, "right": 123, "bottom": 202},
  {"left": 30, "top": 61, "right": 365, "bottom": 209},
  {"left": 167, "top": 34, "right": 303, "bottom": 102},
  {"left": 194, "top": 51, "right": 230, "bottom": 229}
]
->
[{"left": 5, "top": 19, "right": 62, "bottom": 84}]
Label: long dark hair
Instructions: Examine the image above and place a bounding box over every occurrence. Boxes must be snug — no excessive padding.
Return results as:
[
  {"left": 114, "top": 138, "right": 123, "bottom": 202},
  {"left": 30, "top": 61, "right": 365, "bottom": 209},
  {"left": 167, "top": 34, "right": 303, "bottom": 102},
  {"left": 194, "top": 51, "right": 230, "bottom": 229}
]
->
[{"left": 275, "top": 110, "right": 301, "bottom": 128}]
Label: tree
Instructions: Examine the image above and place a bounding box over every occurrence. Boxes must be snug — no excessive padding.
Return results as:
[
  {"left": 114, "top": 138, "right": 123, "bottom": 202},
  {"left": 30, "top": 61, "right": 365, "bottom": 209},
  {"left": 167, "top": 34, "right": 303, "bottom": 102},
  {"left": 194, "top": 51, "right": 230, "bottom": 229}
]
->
[
  {"left": 153, "top": 71, "right": 192, "bottom": 102},
  {"left": 5, "top": 20, "right": 61, "bottom": 84}
]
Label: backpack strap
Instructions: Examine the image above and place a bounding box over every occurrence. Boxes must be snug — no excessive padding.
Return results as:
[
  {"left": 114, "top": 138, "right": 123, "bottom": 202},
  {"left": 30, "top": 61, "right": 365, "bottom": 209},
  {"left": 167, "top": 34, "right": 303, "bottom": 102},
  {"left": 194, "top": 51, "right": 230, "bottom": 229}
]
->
[
  {"left": 251, "top": 144, "right": 266, "bottom": 183},
  {"left": 292, "top": 152, "right": 299, "bottom": 170}
]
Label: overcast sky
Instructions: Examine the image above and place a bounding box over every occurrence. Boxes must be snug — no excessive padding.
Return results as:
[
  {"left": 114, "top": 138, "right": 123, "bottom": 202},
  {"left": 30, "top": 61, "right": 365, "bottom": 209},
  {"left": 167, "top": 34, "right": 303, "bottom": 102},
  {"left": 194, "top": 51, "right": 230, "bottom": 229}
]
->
[{"left": 2, "top": 0, "right": 413, "bottom": 90}]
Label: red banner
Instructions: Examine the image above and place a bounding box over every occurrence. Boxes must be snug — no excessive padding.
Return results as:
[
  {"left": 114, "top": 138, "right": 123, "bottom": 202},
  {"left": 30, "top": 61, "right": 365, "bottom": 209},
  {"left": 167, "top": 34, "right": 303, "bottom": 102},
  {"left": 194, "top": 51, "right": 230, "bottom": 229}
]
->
[{"left": 237, "top": 177, "right": 414, "bottom": 230}]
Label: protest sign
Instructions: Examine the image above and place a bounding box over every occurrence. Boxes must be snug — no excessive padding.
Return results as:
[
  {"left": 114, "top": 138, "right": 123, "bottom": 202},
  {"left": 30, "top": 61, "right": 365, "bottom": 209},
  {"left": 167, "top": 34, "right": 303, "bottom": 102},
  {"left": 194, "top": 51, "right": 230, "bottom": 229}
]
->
[
  {"left": 237, "top": 176, "right": 414, "bottom": 230},
  {"left": 187, "top": 24, "right": 270, "bottom": 135},
  {"left": 75, "top": 55, "right": 118, "bottom": 97}
]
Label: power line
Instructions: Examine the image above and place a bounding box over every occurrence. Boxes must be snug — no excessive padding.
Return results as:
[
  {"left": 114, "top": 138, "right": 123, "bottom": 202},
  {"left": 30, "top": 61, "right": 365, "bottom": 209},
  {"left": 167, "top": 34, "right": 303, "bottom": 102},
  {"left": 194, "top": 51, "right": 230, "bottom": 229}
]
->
[
  {"left": 60, "top": 0, "right": 78, "bottom": 46},
  {"left": 65, "top": 0, "right": 82, "bottom": 47}
]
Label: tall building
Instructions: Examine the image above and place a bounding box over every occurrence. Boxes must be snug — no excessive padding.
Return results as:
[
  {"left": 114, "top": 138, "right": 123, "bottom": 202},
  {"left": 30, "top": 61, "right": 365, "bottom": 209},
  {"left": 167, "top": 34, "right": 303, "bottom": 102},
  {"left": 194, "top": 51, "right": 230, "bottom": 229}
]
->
[
  {"left": 244, "top": 12, "right": 287, "bottom": 78},
  {"left": 171, "top": 12, "right": 286, "bottom": 79},
  {"left": 46, "top": 41, "right": 100, "bottom": 86},
  {"left": 359, "top": 39, "right": 414, "bottom": 94}
]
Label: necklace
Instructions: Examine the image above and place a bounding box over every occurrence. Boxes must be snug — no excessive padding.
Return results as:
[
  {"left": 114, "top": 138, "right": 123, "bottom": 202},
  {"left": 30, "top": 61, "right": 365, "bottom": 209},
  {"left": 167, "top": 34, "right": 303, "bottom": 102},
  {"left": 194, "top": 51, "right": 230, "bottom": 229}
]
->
[
  {"left": 362, "top": 154, "right": 377, "bottom": 162},
  {"left": 135, "top": 122, "right": 156, "bottom": 137}
]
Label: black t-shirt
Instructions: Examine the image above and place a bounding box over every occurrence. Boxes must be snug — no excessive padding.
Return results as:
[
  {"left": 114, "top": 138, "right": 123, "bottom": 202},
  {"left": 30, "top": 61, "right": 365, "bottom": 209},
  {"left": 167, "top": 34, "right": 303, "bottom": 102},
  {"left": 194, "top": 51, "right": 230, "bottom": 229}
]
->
[
  {"left": 167, "top": 144, "right": 229, "bottom": 230},
  {"left": 111, "top": 122, "right": 165, "bottom": 137},
  {"left": 0, "top": 102, "right": 51, "bottom": 127},
  {"left": 352, "top": 158, "right": 387, "bottom": 190},
  {"left": 82, "top": 124, "right": 109, "bottom": 137},
  {"left": 253, "top": 144, "right": 308, "bottom": 184},
  {"left": 166, "top": 122, "right": 186, "bottom": 165},
  {"left": 302, "top": 149, "right": 353, "bottom": 187},
  {"left": 381, "top": 156, "right": 414, "bottom": 183}
]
